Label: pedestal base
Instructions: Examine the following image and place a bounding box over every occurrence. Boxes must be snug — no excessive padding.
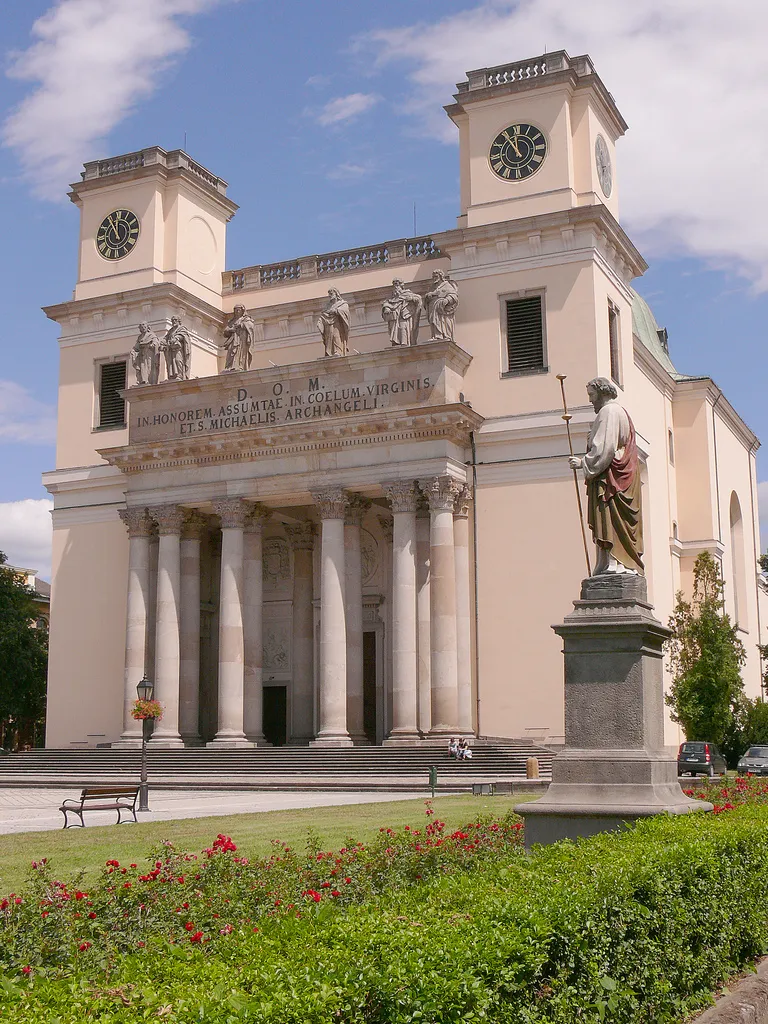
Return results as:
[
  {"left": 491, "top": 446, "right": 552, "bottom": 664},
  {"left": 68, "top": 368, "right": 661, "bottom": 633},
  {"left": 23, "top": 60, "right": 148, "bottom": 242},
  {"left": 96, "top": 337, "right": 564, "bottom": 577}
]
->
[
  {"left": 111, "top": 738, "right": 143, "bottom": 749},
  {"left": 206, "top": 738, "right": 255, "bottom": 748},
  {"left": 383, "top": 729, "right": 421, "bottom": 746},
  {"left": 310, "top": 734, "right": 354, "bottom": 747},
  {"left": 148, "top": 737, "right": 185, "bottom": 749}
]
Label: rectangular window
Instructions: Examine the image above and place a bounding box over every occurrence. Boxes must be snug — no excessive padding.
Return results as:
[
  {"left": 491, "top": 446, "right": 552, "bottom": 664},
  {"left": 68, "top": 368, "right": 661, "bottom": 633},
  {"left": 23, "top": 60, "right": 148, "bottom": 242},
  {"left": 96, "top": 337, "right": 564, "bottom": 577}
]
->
[
  {"left": 505, "top": 295, "right": 545, "bottom": 375},
  {"left": 608, "top": 300, "right": 621, "bottom": 384},
  {"left": 98, "top": 361, "right": 127, "bottom": 428}
]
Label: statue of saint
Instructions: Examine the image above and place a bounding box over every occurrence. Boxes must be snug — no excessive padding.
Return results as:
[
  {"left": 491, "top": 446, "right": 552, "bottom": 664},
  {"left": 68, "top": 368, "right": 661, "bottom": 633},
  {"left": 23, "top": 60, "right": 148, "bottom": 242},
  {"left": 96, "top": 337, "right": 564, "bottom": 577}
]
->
[
  {"left": 568, "top": 377, "right": 644, "bottom": 575},
  {"left": 381, "top": 278, "right": 422, "bottom": 347},
  {"left": 131, "top": 322, "right": 161, "bottom": 385},
  {"left": 424, "top": 270, "right": 459, "bottom": 342},
  {"left": 222, "top": 304, "right": 256, "bottom": 372},
  {"left": 316, "top": 288, "right": 350, "bottom": 357},
  {"left": 162, "top": 316, "right": 192, "bottom": 381}
]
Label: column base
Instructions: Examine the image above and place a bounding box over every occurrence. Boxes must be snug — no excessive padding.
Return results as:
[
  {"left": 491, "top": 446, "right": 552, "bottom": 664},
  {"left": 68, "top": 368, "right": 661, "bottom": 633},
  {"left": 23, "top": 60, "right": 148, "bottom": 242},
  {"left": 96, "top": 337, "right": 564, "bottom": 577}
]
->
[
  {"left": 310, "top": 734, "right": 354, "bottom": 747},
  {"left": 427, "top": 725, "right": 461, "bottom": 738},
  {"left": 148, "top": 736, "right": 185, "bottom": 749},
  {"left": 206, "top": 736, "right": 254, "bottom": 748},
  {"left": 111, "top": 738, "right": 143, "bottom": 749},
  {"left": 246, "top": 736, "right": 272, "bottom": 746},
  {"left": 181, "top": 736, "right": 205, "bottom": 747},
  {"left": 349, "top": 732, "right": 372, "bottom": 746},
  {"left": 383, "top": 730, "right": 422, "bottom": 746}
]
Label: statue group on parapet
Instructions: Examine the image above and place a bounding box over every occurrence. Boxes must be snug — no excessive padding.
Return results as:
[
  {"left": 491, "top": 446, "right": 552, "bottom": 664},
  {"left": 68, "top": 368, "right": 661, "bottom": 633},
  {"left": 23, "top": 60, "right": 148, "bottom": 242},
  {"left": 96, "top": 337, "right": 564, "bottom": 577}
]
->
[
  {"left": 222, "top": 303, "right": 257, "bottom": 372},
  {"left": 131, "top": 316, "right": 192, "bottom": 385}
]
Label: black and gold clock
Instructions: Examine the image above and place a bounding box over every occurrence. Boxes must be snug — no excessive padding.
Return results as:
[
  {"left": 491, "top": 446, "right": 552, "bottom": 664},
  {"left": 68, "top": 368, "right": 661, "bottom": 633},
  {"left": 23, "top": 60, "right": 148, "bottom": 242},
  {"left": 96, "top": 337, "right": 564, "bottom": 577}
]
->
[
  {"left": 488, "top": 123, "right": 547, "bottom": 180},
  {"left": 96, "top": 209, "right": 140, "bottom": 260}
]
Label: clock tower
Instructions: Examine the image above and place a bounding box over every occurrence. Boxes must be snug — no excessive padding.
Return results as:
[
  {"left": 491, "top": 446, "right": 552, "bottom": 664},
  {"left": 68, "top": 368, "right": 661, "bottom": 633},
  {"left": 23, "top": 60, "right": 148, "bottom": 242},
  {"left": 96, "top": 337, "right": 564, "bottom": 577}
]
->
[
  {"left": 445, "top": 51, "right": 626, "bottom": 228},
  {"left": 69, "top": 147, "right": 238, "bottom": 307}
]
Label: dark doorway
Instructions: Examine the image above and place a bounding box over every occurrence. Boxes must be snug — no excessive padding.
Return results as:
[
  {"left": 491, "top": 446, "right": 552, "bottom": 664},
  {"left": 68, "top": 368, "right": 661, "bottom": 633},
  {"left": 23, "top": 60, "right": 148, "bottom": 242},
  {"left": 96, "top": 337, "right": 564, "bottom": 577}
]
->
[
  {"left": 263, "top": 686, "right": 287, "bottom": 746},
  {"left": 363, "top": 631, "right": 377, "bottom": 744}
]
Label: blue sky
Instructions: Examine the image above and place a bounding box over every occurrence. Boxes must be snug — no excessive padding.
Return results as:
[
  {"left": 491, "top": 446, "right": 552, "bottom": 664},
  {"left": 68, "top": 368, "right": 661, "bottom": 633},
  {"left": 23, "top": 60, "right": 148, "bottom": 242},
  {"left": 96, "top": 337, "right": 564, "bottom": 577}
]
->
[{"left": 1, "top": 0, "right": 767, "bottom": 576}]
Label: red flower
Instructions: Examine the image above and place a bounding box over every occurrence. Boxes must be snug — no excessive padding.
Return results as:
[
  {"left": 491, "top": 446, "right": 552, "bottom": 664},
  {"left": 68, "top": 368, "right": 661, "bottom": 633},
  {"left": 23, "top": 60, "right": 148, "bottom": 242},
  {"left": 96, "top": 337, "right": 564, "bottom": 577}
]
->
[
  {"left": 303, "top": 889, "right": 322, "bottom": 903},
  {"left": 184, "top": 921, "right": 195, "bottom": 931},
  {"left": 21, "top": 966, "right": 31, "bottom": 975},
  {"left": 78, "top": 942, "right": 91, "bottom": 952},
  {"left": 189, "top": 931, "right": 204, "bottom": 943},
  {"left": 88, "top": 912, "right": 97, "bottom": 919}
]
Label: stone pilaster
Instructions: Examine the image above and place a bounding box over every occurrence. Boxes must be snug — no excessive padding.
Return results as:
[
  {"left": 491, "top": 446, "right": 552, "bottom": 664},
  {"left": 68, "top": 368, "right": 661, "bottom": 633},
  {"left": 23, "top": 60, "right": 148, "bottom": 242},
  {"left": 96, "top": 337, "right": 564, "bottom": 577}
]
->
[
  {"left": 311, "top": 488, "right": 352, "bottom": 746},
  {"left": 420, "top": 476, "right": 461, "bottom": 736},
  {"left": 179, "top": 510, "right": 207, "bottom": 745},
  {"left": 116, "top": 507, "right": 153, "bottom": 746},
  {"left": 384, "top": 481, "right": 420, "bottom": 743},
  {"left": 453, "top": 485, "right": 474, "bottom": 737},
  {"left": 416, "top": 493, "right": 432, "bottom": 736},
  {"left": 244, "top": 504, "right": 270, "bottom": 744},
  {"left": 148, "top": 504, "right": 185, "bottom": 746},
  {"left": 345, "top": 495, "right": 371, "bottom": 744},
  {"left": 209, "top": 498, "right": 251, "bottom": 746},
  {"left": 285, "top": 522, "right": 316, "bottom": 743}
]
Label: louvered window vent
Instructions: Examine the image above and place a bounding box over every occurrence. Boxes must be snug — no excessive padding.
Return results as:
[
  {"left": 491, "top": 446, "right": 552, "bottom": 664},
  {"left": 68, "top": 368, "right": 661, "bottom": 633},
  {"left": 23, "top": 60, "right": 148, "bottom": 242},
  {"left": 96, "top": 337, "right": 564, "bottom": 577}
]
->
[
  {"left": 505, "top": 296, "right": 545, "bottom": 374},
  {"left": 99, "top": 362, "right": 127, "bottom": 428}
]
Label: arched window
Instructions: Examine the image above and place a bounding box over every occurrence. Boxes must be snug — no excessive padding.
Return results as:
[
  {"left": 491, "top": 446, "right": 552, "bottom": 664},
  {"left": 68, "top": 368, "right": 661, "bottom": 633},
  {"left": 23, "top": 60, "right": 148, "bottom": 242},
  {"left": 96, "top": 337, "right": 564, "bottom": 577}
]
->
[{"left": 729, "top": 492, "right": 747, "bottom": 627}]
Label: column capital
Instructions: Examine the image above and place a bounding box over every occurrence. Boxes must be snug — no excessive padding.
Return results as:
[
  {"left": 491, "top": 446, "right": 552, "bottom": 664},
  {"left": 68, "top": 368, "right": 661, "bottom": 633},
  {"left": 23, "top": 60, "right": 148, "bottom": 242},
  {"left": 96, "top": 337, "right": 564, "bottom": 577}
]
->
[
  {"left": 149, "top": 503, "right": 185, "bottom": 535},
  {"left": 181, "top": 509, "right": 209, "bottom": 540},
  {"left": 312, "top": 487, "right": 348, "bottom": 520},
  {"left": 244, "top": 502, "right": 271, "bottom": 533},
  {"left": 420, "top": 476, "right": 462, "bottom": 512},
  {"left": 453, "top": 484, "right": 473, "bottom": 519},
  {"left": 119, "top": 506, "right": 154, "bottom": 538},
  {"left": 384, "top": 480, "right": 420, "bottom": 514},
  {"left": 213, "top": 497, "right": 251, "bottom": 530},
  {"left": 285, "top": 521, "right": 316, "bottom": 551},
  {"left": 345, "top": 494, "right": 371, "bottom": 526}
]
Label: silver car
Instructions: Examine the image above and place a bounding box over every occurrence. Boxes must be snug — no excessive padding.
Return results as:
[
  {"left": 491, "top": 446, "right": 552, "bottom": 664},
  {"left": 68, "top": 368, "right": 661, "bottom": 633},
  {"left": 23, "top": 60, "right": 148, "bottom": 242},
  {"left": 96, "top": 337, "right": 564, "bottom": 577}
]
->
[{"left": 737, "top": 745, "right": 768, "bottom": 776}]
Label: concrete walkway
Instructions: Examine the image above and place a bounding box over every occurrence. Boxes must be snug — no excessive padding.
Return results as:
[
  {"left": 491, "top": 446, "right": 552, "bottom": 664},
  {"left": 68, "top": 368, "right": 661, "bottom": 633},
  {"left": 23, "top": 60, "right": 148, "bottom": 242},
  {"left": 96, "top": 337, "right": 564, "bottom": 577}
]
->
[{"left": 0, "top": 787, "right": 431, "bottom": 835}]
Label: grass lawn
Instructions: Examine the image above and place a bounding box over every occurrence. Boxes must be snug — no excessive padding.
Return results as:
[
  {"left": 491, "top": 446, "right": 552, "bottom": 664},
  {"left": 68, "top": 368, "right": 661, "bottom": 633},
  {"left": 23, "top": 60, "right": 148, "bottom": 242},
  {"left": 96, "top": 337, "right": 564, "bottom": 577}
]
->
[{"left": 0, "top": 793, "right": 530, "bottom": 894}]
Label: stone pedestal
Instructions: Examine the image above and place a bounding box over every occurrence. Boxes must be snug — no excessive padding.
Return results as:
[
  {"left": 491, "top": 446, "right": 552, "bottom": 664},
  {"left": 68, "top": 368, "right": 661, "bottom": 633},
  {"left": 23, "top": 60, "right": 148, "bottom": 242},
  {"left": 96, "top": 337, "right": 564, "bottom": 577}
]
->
[{"left": 518, "top": 574, "right": 710, "bottom": 849}]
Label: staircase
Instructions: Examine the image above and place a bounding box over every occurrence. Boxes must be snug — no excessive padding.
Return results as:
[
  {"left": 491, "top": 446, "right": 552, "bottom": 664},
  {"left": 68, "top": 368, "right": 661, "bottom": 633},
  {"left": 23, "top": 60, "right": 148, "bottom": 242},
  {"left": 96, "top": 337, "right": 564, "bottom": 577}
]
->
[{"left": 0, "top": 744, "right": 553, "bottom": 791}]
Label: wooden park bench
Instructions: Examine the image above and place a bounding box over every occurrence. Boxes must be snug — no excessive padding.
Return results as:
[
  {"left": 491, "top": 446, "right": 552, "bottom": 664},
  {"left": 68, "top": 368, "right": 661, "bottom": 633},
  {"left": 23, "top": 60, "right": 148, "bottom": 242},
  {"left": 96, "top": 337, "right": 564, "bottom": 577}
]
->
[{"left": 59, "top": 785, "right": 140, "bottom": 828}]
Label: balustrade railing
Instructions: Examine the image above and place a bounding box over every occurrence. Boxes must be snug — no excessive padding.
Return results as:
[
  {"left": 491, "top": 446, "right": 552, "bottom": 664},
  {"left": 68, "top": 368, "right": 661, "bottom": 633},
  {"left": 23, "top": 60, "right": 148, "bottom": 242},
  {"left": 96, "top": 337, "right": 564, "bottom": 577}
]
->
[{"left": 97, "top": 151, "right": 145, "bottom": 176}]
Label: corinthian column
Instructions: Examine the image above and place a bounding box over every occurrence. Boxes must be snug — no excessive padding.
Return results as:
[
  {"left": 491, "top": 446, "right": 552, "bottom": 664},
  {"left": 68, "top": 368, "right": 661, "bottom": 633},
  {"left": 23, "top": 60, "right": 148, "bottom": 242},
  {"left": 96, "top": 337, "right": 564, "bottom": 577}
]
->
[
  {"left": 384, "top": 481, "right": 420, "bottom": 743},
  {"left": 454, "top": 485, "right": 474, "bottom": 737},
  {"left": 148, "top": 504, "right": 185, "bottom": 746},
  {"left": 179, "top": 510, "right": 207, "bottom": 745},
  {"left": 285, "top": 522, "right": 315, "bottom": 743},
  {"left": 345, "top": 495, "right": 370, "bottom": 744},
  {"left": 244, "top": 504, "right": 270, "bottom": 744},
  {"left": 416, "top": 496, "right": 432, "bottom": 736},
  {"left": 210, "top": 498, "right": 251, "bottom": 746},
  {"left": 420, "top": 476, "right": 461, "bottom": 736},
  {"left": 117, "top": 507, "right": 153, "bottom": 746},
  {"left": 311, "top": 487, "right": 352, "bottom": 746}
]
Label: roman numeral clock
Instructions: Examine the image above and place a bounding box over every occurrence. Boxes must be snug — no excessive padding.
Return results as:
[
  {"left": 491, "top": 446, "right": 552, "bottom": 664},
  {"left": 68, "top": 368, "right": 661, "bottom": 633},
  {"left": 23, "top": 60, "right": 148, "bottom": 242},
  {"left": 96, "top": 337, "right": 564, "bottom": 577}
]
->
[
  {"left": 96, "top": 209, "right": 140, "bottom": 260},
  {"left": 488, "top": 123, "right": 547, "bottom": 180}
]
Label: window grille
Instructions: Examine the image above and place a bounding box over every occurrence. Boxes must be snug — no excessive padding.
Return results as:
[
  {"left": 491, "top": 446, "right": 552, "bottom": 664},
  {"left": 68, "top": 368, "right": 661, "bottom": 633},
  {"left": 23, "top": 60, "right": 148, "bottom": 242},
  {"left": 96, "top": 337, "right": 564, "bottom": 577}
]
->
[
  {"left": 608, "top": 301, "right": 621, "bottom": 384},
  {"left": 99, "top": 362, "right": 127, "bottom": 428},
  {"left": 505, "top": 295, "right": 545, "bottom": 374}
]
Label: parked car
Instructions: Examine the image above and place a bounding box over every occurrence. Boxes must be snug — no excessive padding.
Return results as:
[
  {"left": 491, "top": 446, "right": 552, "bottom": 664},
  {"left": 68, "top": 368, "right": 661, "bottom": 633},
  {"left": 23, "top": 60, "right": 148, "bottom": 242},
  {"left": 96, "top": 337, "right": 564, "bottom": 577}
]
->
[
  {"left": 677, "top": 741, "right": 727, "bottom": 777},
  {"left": 736, "top": 745, "right": 768, "bottom": 777}
]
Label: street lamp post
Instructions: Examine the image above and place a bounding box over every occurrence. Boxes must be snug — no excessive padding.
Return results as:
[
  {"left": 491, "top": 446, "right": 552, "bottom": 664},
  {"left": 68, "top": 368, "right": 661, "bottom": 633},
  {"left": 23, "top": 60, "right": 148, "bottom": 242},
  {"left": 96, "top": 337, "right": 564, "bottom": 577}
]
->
[{"left": 136, "top": 675, "right": 154, "bottom": 812}]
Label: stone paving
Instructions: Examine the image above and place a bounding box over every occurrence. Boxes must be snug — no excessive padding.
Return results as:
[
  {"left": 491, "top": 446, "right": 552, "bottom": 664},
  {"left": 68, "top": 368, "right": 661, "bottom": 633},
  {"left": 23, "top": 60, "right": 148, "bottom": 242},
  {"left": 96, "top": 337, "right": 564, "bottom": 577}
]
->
[{"left": 0, "top": 787, "right": 430, "bottom": 835}]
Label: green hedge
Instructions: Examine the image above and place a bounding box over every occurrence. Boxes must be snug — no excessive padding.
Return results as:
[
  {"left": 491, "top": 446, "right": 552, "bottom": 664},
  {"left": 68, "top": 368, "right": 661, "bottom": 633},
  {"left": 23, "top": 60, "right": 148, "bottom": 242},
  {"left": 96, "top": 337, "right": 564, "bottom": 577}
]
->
[{"left": 3, "top": 806, "right": 768, "bottom": 1022}]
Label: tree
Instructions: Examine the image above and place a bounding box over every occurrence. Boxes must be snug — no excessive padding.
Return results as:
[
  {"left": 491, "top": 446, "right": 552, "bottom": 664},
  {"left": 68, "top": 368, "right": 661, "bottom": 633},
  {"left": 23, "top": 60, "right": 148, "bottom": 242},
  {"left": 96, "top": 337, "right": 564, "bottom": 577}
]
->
[
  {"left": 0, "top": 552, "right": 48, "bottom": 748},
  {"left": 665, "top": 552, "right": 746, "bottom": 761}
]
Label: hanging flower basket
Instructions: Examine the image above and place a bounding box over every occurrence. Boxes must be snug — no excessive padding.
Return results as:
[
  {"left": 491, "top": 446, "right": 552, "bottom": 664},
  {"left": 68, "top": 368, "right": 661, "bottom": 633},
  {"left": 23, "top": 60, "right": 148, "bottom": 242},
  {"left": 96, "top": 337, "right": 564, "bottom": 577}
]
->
[{"left": 130, "top": 699, "right": 164, "bottom": 721}]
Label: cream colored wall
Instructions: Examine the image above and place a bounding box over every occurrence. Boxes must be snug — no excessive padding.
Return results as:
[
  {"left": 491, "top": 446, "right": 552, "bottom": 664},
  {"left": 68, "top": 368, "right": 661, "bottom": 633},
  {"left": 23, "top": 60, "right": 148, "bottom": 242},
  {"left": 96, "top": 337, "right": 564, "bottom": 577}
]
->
[
  {"left": 570, "top": 98, "right": 620, "bottom": 220},
  {"left": 45, "top": 516, "right": 128, "bottom": 747},
  {"left": 672, "top": 394, "right": 718, "bottom": 541},
  {"left": 163, "top": 186, "right": 228, "bottom": 306}
]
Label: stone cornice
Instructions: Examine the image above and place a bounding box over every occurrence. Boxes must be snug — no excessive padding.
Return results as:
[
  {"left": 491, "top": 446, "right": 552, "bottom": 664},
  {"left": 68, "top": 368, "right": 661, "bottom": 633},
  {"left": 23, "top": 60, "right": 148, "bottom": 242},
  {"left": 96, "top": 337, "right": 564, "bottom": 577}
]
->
[
  {"left": 43, "top": 282, "right": 226, "bottom": 332},
  {"left": 99, "top": 404, "right": 484, "bottom": 475},
  {"left": 673, "top": 378, "right": 760, "bottom": 452}
]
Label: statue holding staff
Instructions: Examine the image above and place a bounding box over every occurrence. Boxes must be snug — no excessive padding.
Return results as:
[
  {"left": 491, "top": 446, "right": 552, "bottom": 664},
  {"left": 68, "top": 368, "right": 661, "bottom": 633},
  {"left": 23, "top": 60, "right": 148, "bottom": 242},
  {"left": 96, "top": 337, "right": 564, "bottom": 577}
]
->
[
  {"left": 316, "top": 288, "right": 350, "bottom": 357},
  {"left": 131, "top": 322, "right": 161, "bottom": 385},
  {"left": 424, "top": 270, "right": 459, "bottom": 342},
  {"left": 162, "top": 316, "right": 192, "bottom": 381},
  {"left": 382, "top": 278, "right": 422, "bottom": 347},
  {"left": 222, "top": 304, "right": 256, "bottom": 372},
  {"left": 568, "top": 377, "right": 644, "bottom": 575}
]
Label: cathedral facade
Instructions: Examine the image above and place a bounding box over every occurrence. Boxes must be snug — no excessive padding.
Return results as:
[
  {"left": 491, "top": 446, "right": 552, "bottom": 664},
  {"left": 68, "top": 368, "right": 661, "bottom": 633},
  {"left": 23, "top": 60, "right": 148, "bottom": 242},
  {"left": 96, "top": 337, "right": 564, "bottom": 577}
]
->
[{"left": 42, "top": 52, "right": 762, "bottom": 749}]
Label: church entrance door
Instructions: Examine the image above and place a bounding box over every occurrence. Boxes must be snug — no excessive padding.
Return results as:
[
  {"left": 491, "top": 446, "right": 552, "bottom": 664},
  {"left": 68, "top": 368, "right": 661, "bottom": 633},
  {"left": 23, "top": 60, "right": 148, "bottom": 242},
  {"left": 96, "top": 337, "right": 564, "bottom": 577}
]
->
[
  {"left": 363, "top": 631, "right": 377, "bottom": 744},
  {"left": 263, "top": 685, "right": 287, "bottom": 746}
]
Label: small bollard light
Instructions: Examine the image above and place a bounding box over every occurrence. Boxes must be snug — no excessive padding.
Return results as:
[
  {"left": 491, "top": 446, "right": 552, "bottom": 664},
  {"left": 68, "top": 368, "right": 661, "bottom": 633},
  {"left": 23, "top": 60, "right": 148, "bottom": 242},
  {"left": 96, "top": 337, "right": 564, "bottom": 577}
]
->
[
  {"left": 429, "top": 765, "right": 437, "bottom": 798},
  {"left": 526, "top": 756, "right": 540, "bottom": 780}
]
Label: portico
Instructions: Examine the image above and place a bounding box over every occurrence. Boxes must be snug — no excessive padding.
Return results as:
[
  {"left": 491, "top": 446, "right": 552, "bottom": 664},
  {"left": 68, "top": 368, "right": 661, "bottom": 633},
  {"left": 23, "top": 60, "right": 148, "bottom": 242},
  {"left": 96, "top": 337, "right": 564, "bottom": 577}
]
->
[{"left": 106, "top": 342, "right": 481, "bottom": 747}]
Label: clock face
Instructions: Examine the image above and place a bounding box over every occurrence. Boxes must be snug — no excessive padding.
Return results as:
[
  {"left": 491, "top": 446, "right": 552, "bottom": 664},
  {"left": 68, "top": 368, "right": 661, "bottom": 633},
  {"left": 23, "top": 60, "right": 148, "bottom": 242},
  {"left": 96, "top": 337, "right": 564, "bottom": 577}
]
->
[
  {"left": 96, "top": 209, "right": 140, "bottom": 260},
  {"left": 489, "top": 123, "right": 547, "bottom": 180},
  {"left": 595, "top": 135, "right": 612, "bottom": 197}
]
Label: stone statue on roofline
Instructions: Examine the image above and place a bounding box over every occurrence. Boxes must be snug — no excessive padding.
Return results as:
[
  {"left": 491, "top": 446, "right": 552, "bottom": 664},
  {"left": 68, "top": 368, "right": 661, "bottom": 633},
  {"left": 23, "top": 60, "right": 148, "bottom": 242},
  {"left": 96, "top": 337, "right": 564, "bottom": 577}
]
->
[
  {"left": 382, "top": 278, "right": 422, "bottom": 347},
  {"left": 162, "top": 316, "right": 192, "bottom": 381},
  {"left": 316, "top": 288, "right": 350, "bottom": 357},
  {"left": 222, "top": 303, "right": 256, "bottom": 372},
  {"left": 131, "top": 322, "right": 161, "bottom": 385},
  {"left": 424, "top": 270, "right": 459, "bottom": 342},
  {"left": 568, "top": 377, "right": 644, "bottom": 575}
]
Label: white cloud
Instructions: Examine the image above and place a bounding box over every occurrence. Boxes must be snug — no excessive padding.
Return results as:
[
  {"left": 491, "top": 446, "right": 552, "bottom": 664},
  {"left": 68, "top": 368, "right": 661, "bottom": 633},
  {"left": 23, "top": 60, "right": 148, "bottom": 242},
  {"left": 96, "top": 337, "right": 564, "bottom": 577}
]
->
[
  {"left": 3, "top": 0, "right": 226, "bottom": 200},
  {"left": 0, "top": 500, "right": 53, "bottom": 580},
  {"left": 317, "top": 93, "right": 379, "bottom": 126},
  {"left": 0, "top": 380, "right": 57, "bottom": 444},
  {"left": 327, "top": 162, "right": 373, "bottom": 181},
  {"left": 361, "top": 0, "right": 768, "bottom": 289}
]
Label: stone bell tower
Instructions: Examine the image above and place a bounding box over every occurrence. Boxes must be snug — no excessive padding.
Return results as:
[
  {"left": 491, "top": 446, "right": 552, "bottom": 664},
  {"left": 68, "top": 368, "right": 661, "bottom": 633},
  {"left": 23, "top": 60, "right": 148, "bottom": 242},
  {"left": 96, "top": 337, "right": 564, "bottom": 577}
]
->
[
  {"left": 68, "top": 147, "right": 238, "bottom": 307},
  {"left": 445, "top": 50, "right": 626, "bottom": 228}
]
